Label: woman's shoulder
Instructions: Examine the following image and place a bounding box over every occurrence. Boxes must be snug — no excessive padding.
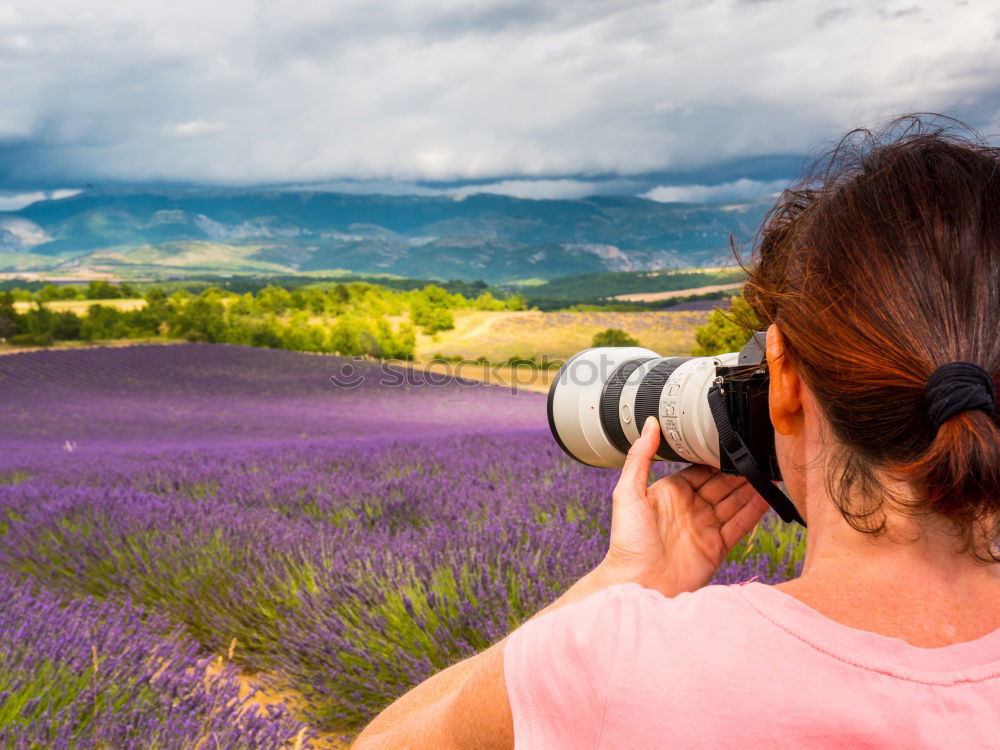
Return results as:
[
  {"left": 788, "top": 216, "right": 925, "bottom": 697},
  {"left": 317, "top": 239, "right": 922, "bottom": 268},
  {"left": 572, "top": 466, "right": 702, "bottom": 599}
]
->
[
  {"left": 611, "top": 580, "right": 761, "bottom": 618},
  {"left": 608, "top": 581, "right": 770, "bottom": 644},
  {"left": 612, "top": 579, "right": 1000, "bottom": 684}
]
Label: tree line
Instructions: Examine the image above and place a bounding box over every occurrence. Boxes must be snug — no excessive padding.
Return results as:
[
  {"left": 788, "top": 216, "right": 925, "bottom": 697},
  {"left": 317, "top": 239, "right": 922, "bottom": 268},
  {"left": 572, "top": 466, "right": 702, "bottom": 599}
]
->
[{"left": 0, "top": 282, "right": 526, "bottom": 359}]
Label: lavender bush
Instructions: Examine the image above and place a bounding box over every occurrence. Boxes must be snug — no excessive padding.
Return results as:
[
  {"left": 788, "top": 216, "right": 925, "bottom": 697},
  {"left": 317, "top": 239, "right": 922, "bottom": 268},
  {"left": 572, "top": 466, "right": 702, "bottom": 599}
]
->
[
  {"left": 0, "top": 344, "right": 804, "bottom": 732},
  {"left": 0, "top": 575, "right": 309, "bottom": 748}
]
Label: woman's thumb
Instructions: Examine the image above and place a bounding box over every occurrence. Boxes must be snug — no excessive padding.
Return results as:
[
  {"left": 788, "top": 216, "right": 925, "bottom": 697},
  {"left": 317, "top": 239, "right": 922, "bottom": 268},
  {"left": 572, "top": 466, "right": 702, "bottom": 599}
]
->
[{"left": 617, "top": 416, "right": 660, "bottom": 495}]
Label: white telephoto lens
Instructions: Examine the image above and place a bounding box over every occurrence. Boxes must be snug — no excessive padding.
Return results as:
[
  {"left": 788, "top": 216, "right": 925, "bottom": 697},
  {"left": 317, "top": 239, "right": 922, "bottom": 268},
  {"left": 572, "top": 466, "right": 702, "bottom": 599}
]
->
[
  {"left": 549, "top": 348, "right": 742, "bottom": 470},
  {"left": 547, "top": 347, "right": 659, "bottom": 467}
]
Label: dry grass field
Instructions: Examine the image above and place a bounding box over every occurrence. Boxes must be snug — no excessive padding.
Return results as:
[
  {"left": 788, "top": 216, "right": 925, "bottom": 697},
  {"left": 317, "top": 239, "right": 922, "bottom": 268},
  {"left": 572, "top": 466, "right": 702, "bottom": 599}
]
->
[
  {"left": 12, "top": 298, "right": 147, "bottom": 314},
  {"left": 415, "top": 309, "right": 710, "bottom": 362}
]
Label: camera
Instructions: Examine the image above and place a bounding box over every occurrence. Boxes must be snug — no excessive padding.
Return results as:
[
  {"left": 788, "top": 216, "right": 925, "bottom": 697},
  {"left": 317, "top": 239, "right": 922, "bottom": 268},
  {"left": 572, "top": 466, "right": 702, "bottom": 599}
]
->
[{"left": 546, "top": 332, "right": 805, "bottom": 525}]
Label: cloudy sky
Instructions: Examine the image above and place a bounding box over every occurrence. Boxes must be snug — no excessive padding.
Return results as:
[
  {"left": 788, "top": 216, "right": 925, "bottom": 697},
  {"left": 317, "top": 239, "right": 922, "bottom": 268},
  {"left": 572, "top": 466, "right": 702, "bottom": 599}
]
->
[{"left": 0, "top": 0, "right": 997, "bottom": 203}]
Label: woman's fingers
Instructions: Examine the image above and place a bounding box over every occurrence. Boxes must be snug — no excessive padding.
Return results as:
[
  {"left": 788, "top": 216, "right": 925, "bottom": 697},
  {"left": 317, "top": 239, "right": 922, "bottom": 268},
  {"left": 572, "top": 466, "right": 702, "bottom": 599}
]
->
[
  {"left": 668, "top": 463, "right": 719, "bottom": 492},
  {"left": 691, "top": 472, "right": 749, "bottom": 505},
  {"left": 720, "top": 492, "right": 771, "bottom": 549},
  {"left": 712, "top": 481, "right": 762, "bottom": 521},
  {"left": 614, "top": 416, "right": 660, "bottom": 498}
]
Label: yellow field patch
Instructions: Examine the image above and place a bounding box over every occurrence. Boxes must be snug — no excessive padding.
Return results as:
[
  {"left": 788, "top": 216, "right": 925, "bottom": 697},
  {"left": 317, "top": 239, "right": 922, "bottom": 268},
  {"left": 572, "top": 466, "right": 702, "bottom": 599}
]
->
[
  {"left": 415, "top": 309, "right": 710, "bottom": 361},
  {"left": 12, "top": 298, "right": 147, "bottom": 315}
]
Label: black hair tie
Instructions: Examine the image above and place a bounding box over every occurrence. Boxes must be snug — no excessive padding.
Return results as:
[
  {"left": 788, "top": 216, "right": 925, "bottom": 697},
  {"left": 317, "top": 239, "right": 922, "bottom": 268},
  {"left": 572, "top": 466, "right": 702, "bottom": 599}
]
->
[{"left": 924, "top": 362, "right": 997, "bottom": 433}]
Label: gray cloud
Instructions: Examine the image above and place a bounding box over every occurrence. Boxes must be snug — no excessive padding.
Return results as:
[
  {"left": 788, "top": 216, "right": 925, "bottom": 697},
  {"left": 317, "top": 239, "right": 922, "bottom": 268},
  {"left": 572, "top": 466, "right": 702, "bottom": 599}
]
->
[{"left": 0, "top": 0, "right": 997, "bottom": 188}]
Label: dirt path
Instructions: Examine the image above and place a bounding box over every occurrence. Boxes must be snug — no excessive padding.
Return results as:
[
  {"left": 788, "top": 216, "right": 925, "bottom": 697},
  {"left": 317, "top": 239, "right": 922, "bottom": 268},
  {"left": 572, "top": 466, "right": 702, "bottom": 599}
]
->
[{"left": 203, "top": 654, "right": 351, "bottom": 749}]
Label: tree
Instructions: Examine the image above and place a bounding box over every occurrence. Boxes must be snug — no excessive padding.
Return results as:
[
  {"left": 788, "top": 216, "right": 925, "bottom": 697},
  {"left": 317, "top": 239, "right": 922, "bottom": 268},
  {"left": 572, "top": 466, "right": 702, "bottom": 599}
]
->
[
  {"left": 505, "top": 293, "right": 527, "bottom": 311},
  {"left": 0, "top": 292, "right": 24, "bottom": 341},
  {"left": 144, "top": 287, "right": 168, "bottom": 307},
  {"left": 23, "top": 302, "right": 55, "bottom": 338},
  {"left": 411, "top": 285, "right": 461, "bottom": 334},
  {"left": 330, "top": 283, "right": 350, "bottom": 304},
  {"left": 81, "top": 305, "right": 130, "bottom": 341},
  {"left": 303, "top": 288, "right": 327, "bottom": 315},
  {"left": 256, "top": 285, "right": 293, "bottom": 315},
  {"left": 87, "top": 280, "right": 122, "bottom": 299},
  {"left": 473, "top": 291, "right": 506, "bottom": 311},
  {"left": 51, "top": 311, "right": 83, "bottom": 340},
  {"left": 37, "top": 284, "right": 79, "bottom": 302},
  {"left": 592, "top": 328, "right": 639, "bottom": 347},
  {"left": 412, "top": 304, "right": 454, "bottom": 334},
  {"left": 418, "top": 285, "right": 461, "bottom": 308},
  {"left": 328, "top": 316, "right": 366, "bottom": 356},
  {"left": 170, "top": 297, "right": 227, "bottom": 342},
  {"left": 691, "top": 296, "right": 758, "bottom": 356}
]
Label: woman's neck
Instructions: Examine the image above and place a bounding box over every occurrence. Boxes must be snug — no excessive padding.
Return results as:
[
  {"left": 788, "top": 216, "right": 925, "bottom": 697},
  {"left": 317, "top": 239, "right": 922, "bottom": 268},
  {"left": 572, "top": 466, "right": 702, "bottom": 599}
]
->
[{"left": 775, "top": 487, "right": 1000, "bottom": 647}]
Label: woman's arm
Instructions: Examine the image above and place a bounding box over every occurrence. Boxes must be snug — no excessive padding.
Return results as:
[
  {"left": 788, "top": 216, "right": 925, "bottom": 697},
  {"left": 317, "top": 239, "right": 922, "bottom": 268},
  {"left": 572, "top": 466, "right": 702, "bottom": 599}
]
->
[
  {"left": 351, "top": 565, "right": 618, "bottom": 749},
  {"left": 352, "top": 417, "right": 769, "bottom": 749}
]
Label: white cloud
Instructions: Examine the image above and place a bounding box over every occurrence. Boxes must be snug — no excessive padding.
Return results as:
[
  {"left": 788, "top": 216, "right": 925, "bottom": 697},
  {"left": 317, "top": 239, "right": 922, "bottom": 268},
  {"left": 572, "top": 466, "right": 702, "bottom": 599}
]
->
[
  {"left": 0, "top": 188, "right": 80, "bottom": 211},
  {"left": 164, "top": 119, "right": 227, "bottom": 137},
  {"left": 642, "top": 178, "right": 790, "bottom": 204},
  {"left": 0, "top": 1, "right": 996, "bottom": 186}
]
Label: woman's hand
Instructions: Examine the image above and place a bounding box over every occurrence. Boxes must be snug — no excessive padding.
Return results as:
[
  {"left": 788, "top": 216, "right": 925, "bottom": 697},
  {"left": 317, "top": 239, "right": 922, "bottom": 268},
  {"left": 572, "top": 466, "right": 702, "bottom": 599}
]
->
[{"left": 598, "top": 416, "right": 771, "bottom": 597}]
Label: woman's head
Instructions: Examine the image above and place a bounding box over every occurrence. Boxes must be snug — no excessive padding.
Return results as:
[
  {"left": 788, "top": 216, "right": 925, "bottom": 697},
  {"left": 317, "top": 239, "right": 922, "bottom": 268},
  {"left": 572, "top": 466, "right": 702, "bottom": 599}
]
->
[{"left": 744, "top": 115, "right": 1000, "bottom": 562}]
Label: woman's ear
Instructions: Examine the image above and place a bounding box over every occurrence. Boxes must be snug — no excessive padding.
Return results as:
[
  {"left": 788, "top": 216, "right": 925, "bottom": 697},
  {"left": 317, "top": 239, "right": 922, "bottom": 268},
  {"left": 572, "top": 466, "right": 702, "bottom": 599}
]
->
[{"left": 766, "top": 323, "right": 803, "bottom": 435}]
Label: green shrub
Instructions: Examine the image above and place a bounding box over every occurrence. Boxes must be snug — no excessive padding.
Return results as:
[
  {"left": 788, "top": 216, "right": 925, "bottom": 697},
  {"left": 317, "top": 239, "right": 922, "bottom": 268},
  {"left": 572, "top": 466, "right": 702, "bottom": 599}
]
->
[
  {"left": 0, "top": 293, "right": 22, "bottom": 340},
  {"left": 86, "top": 280, "right": 125, "bottom": 299},
  {"left": 81, "top": 305, "right": 131, "bottom": 341},
  {"left": 51, "top": 311, "right": 83, "bottom": 341},
  {"left": 412, "top": 304, "right": 454, "bottom": 334},
  {"left": 691, "top": 296, "right": 757, "bottom": 356},
  {"left": 9, "top": 332, "right": 53, "bottom": 346},
  {"left": 591, "top": 328, "right": 639, "bottom": 347}
]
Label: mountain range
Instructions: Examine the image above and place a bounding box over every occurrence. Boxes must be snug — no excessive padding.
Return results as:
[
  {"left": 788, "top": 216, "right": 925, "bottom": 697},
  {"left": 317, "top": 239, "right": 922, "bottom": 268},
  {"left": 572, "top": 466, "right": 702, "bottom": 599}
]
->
[{"left": 0, "top": 189, "right": 773, "bottom": 283}]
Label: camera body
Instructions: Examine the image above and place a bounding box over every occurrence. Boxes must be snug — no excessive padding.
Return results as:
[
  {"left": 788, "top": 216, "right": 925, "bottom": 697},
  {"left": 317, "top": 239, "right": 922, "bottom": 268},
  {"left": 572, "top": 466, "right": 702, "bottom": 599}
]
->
[{"left": 547, "top": 332, "right": 804, "bottom": 525}]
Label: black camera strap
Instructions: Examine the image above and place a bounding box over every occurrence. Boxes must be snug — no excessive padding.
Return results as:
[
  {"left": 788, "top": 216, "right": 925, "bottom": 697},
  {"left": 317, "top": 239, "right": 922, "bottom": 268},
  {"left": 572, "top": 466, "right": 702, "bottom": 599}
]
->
[{"left": 707, "top": 383, "right": 807, "bottom": 527}]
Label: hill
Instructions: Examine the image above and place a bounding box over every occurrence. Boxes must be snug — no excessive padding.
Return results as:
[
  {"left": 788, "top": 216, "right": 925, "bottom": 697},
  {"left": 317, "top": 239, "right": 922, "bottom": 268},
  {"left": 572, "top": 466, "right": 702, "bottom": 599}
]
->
[{"left": 0, "top": 189, "right": 772, "bottom": 283}]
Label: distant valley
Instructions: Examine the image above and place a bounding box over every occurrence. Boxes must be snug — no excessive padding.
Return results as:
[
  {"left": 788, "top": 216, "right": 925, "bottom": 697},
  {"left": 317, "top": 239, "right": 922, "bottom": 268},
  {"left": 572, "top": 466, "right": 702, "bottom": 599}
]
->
[{"left": 0, "top": 189, "right": 772, "bottom": 283}]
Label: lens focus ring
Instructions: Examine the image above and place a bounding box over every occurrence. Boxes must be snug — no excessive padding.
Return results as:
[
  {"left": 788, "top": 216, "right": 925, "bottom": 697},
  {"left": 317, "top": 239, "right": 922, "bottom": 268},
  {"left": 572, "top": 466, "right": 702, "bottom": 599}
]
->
[
  {"left": 599, "top": 358, "right": 653, "bottom": 454},
  {"left": 633, "top": 359, "right": 685, "bottom": 462}
]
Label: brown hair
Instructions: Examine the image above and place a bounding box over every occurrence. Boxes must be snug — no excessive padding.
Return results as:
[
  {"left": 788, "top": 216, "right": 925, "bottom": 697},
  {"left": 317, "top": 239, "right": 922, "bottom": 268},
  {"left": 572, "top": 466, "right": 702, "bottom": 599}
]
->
[{"left": 743, "top": 114, "right": 1000, "bottom": 562}]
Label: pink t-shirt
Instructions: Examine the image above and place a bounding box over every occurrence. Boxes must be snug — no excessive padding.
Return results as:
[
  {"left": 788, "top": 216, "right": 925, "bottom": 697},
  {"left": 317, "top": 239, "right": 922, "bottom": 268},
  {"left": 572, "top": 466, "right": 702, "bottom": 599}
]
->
[{"left": 504, "top": 581, "right": 1000, "bottom": 748}]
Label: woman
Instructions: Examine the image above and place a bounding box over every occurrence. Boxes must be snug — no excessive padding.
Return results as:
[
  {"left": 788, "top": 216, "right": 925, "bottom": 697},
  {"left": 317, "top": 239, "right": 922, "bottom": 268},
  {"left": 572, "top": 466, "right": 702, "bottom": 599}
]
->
[{"left": 354, "top": 117, "right": 1000, "bottom": 748}]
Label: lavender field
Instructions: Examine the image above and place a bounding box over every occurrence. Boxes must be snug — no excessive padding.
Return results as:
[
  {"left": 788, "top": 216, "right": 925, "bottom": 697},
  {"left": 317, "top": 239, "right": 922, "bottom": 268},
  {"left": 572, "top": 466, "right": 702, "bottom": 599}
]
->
[{"left": 0, "top": 343, "right": 803, "bottom": 746}]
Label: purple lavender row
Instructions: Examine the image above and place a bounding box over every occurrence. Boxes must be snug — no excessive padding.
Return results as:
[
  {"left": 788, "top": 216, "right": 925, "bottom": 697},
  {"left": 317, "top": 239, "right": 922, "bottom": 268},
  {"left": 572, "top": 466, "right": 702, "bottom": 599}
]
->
[
  {"left": 0, "top": 343, "right": 546, "bottom": 451},
  {"left": 0, "top": 433, "right": 803, "bottom": 728},
  {"left": 0, "top": 574, "right": 311, "bottom": 748},
  {"left": 0, "top": 346, "right": 804, "bottom": 729}
]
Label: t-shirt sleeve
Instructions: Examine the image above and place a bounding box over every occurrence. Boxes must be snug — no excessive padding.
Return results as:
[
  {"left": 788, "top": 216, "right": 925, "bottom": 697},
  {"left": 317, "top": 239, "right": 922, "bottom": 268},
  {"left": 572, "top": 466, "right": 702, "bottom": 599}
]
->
[{"left": 503, "top": 585, "right": 626, "bottom": 749}]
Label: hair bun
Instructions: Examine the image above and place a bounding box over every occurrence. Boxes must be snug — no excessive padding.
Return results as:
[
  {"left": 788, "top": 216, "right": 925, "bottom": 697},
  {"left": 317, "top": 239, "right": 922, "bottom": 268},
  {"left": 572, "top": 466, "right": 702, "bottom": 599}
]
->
[{"left": 924, "top": 362, "right": 997, "bottom": 433}]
